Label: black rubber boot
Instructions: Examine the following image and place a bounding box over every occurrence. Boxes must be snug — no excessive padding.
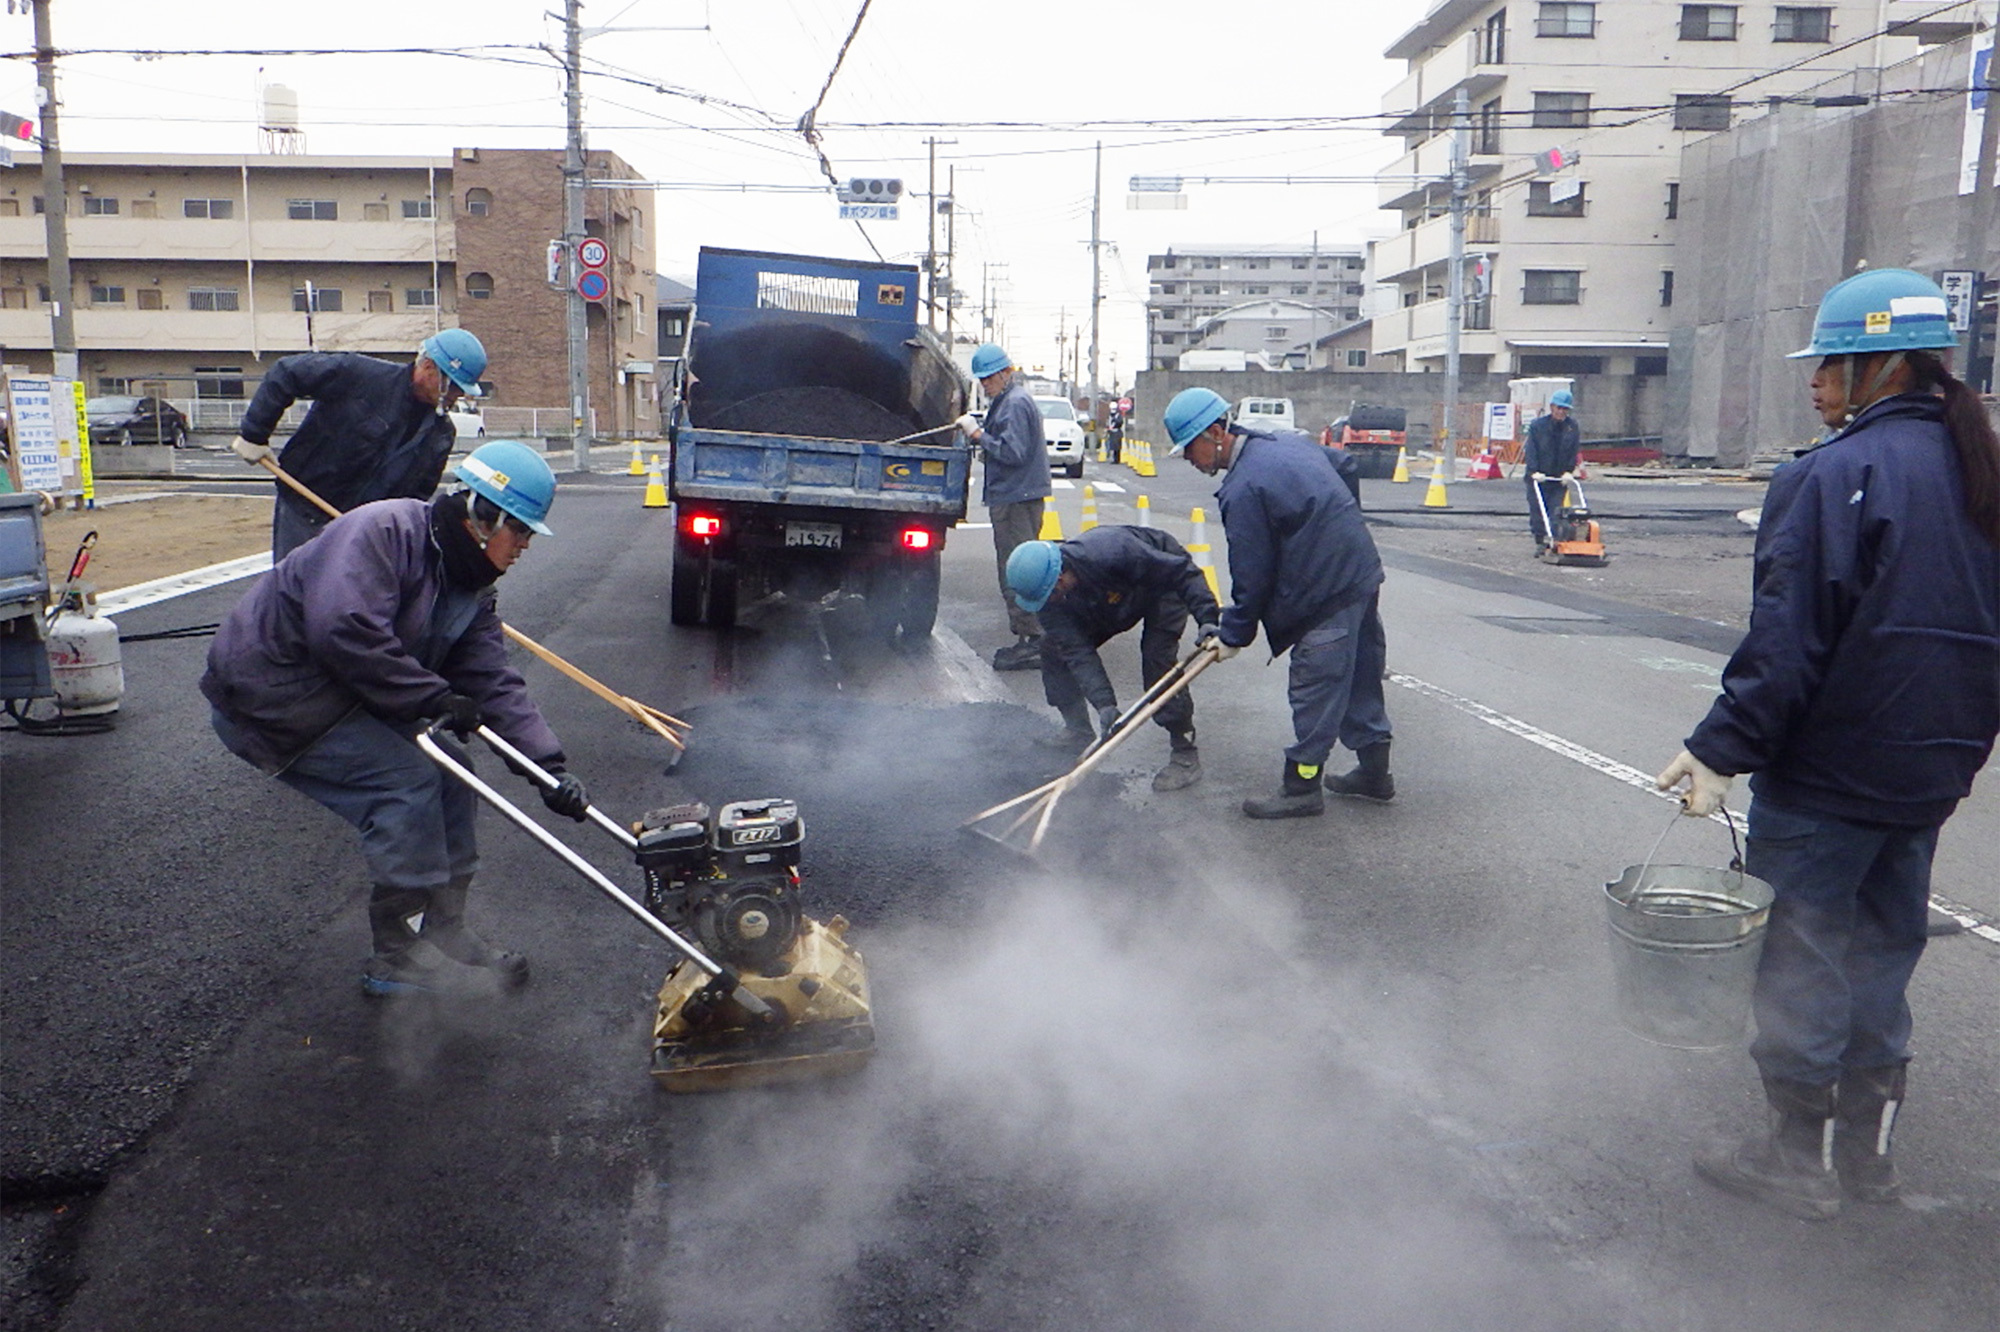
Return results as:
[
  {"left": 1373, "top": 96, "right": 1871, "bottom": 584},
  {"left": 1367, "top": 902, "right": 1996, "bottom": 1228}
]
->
[
  {"left": 423, "top": 875, "right": 532, "bottom": 992},
  {"left": 1693, "top": 1075, "right": 1841, "bottom": 1220},
  {"left": 1151, "top": 729, "right": 1202, "bottom": 792},
  {"left": 1242, "top": 760, "right": 1325, "bottom": 819},
  {"left": 992, "top": 637, "right": 1043, "bottom": 671},
  {"left": 1834, "top": 1063, "right": 1907, "bottom": 1203},
  {"left": 1036, "top": 700, "right": 1096, "bottom": 752},
  {"left": 361, "top": 885, "right": 439, "bottom": 997},
  {"left": 1324, "top": 741, "right": 1395, "bottom": 802}
]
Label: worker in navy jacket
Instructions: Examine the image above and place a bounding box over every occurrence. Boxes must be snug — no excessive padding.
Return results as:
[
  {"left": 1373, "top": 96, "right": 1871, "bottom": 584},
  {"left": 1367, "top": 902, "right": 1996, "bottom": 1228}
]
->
[
  {"left": 1658, "top": 269, "right": 2000, "bottom": 1221},
  {"left": 230, "top": 330, "right": 488, "bottom": 558},
  {"left": 1004, "top": 525, "right": 1222, "bottom": 791},
  {"left": 954, "top": 342, "right": 1051, "bottom": 671},
  {"left": 203, "top": 442, "right": 589, "bottom": 997},
  {"left": 1522, "top": 388, "right": 1581, "bottom": 549},
  {"left": 1167, "top": 388, "right": 1394, "bottom": 818}
]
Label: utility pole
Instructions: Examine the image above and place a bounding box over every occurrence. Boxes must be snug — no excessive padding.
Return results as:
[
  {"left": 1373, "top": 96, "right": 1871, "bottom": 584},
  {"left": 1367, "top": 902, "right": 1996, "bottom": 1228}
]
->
[
  {"left": 1088, "top": 141, "right": 1102, "bottom": 427},
  {"left": 944, "top": 164, "right": 957, "bottom": 347},
  {"left": 564, "top": 0, "right": 591, "bottom": 471},
  {"left": 926, "top": 137, "right": 938, "bottom": 332},
  {"left": 32, "top": 0, "right": 76, "bottom": 383},
  {"left": 1055, "top": 312, "right": 1067, "bottom": 395},
  {"left": 1967, "top": 40, "right": 2000, "bottom": 392},
  {"left": 1443, "top": 87, "right": 1469, "bottom": 472}
]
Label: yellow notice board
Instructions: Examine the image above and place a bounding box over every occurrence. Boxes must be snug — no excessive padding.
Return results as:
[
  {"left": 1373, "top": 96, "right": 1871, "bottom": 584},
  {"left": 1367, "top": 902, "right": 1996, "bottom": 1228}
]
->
[{"left": 4, "top": 375, "right": 90, "bottom": 501}]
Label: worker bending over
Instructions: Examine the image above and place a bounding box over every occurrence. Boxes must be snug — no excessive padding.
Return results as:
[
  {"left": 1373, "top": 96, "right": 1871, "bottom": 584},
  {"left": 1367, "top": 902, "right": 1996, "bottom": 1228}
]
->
[
  {"left": 201, "top": 440, "right": 591, "bottom": 996},
  {"left": 1005, "top": 525, "right": 1224, "bottom": 791},
  {"left": 1169, "top": 387, "right": 1395, "bottom": 818},
  {"left": 231, "top": 329, "right": 489, "bottom": 558}
]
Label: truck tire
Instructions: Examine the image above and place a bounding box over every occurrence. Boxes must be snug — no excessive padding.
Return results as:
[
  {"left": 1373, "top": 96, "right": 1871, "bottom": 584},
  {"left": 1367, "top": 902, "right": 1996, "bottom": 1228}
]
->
[
  {"left": 670, "top": 534, "right": 738, "bottom": 628},
  {"left": 670, "top": 534, "right": 704, "bottom": 625},
  {"left": 896, "top": 553, "right": 941, "bottom": 640}
]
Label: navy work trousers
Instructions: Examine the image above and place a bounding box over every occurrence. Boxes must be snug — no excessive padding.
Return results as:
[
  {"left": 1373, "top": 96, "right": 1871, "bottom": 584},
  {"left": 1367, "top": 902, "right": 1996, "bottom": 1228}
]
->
[
  {"left": 1743, "top": 798, "right": 1938, "bottom": 1086},
  {"left": 1041, "top": 596, "right": 1194, "bottom": 737},
  {"left": 1283, "top": 593, "right": 1392, "bottom": 770}
]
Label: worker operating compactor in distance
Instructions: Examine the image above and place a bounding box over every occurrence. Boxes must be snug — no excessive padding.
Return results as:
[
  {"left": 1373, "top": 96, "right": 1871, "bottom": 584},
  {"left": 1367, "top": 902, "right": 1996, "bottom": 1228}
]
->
[{"left": 664, "top": 247, "right": 971, "bottom": 640}]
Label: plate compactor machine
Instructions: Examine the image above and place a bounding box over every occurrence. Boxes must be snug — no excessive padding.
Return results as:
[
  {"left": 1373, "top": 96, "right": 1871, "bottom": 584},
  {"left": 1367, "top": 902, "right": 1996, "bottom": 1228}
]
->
[
  {"left": 1533, "top": 474, "right": 1610, "bottom": 567},
  {"left": 417, "top": 724, "right": 873, "bottom": 1091}
]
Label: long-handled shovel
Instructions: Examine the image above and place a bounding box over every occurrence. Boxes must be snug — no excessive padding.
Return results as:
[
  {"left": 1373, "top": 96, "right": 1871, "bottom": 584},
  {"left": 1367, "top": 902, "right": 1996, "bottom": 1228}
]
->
[
  {"left": 962, "top": 642, "right": 1221, "bottom": 861},
  {"left": 257, "top": 456, "right": 690, "bottom": 753}
]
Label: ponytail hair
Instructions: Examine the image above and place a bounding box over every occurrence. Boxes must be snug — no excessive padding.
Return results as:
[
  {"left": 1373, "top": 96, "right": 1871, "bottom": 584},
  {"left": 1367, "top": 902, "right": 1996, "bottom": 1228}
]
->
[{"left": 1907, "top": 350, "right": 2000, "bottom": 545}]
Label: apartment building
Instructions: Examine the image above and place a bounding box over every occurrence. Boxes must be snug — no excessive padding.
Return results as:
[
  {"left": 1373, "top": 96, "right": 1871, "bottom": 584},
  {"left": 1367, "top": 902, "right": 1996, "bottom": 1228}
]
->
[
  {"left": 0, "top": 148, "right": 657, "bottom": 436},
  {"left": 1145, "top": 244, "right": 1367, "bottom": 369},
  {"left": 1371, "top": 0, "right": 1927, "bottom": 379}
]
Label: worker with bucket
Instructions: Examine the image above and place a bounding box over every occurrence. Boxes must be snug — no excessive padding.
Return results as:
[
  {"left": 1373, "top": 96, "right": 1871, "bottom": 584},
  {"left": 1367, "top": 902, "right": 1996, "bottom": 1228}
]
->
[
  {"left": 1167, "top": 386, "right": 1395, "bottom": 818},
  {"left": 202, "top": 440, "right": 594, "bottom": 997},
  {"left": 230, "top": 329, "right": 489, "bottom": 558},
  {"left": 1522, "top": 388, "right": 1579, "bottom": 553},
  {"left": 1656, "top": 268, "right": 2000, "bottom": 1220},
  {"left": 1004, "top": 526, "right": 1224, "bottom": 791}
]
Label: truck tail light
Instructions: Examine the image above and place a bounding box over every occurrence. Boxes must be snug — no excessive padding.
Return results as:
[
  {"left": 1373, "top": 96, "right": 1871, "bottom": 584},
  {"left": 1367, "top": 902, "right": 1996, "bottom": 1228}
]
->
[
  {"left": 900, "top": 527, "right": 934, "bottom": 551},
  {"left": 686, "top": 514, "right": 722, "bottom": 538}
]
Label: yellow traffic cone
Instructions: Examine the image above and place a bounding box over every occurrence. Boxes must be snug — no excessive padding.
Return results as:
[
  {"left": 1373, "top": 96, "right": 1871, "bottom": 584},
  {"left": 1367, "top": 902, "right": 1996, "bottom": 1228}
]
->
[
  {"left": 1135, "top": 494, "right": 1151, "bottom": 528},
  {"left": 1391, "top": 447, "right": 1410, "bottom": 483},
  {"left": 643, "top": 460, "right": 668, "bottom": 509},
  {"left": 1422, "top": 453, "right": 1450, "bottom": 509},
  {"left": 1140, "top": 440, "right": 1158, "bottom": 478},
  {"left": 628, "top": 441, "right": 645, "bottom": 476},
  {"left": 1080, "top": 484, "right": 1099, "bottom": 531},
  {"left": 1038, "top": 500, "right": 1064, "bottom": 540},
  {"left": 1188, "top": 506, "right": 1221, "bottom": 600}
]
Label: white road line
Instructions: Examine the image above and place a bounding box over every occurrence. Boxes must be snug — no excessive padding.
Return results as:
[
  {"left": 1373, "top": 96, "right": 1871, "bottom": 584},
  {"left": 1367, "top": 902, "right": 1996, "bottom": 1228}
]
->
[
  {"left": 1389, "top": 671, "right": 2000, "bottom": 947},
  {"left": 1092, "top": 480, "right": 1127, "bottom": 493},
  {"left": 1052, "top": 478, "right": 1076, "bottom": 491},
  {"left": 928, "top": 625, "right": 1015, "bottom": 704},
  {"left": 99, "top": 554, "right": 271, "bottom": 614}
]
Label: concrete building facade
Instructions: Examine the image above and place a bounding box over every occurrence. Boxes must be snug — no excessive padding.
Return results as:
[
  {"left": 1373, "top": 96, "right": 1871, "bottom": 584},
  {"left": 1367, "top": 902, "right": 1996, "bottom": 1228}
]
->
[
  {"left": 0, "top": 147, "right": 657, "bottom": 438},
  {"left": 1372, "top": 0, "right": 1926, "bottom": 382},
  {"left": 1145, "top": 244, "right": 1367, "bottom": 369}
]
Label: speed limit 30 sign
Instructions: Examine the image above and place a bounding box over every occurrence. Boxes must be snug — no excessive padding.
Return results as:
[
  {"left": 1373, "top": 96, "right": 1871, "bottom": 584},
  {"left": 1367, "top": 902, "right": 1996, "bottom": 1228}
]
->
[{"left": 576, "top": 237, "right": 610, "bottom": 303}]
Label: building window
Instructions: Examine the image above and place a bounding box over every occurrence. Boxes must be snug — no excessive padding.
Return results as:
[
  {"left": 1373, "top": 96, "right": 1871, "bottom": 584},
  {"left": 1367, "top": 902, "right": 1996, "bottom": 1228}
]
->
[
  {"left": 35, "top": 283, "right": 49, "bottom": 303},
  {"left": 1773, "top": 6, "right": 1831, "bottom": 41},
  {"left": 1246, "top": 284, "right": 1270, "bottom": 295},
  {"left": 1536, "top": 3, "right": 1595, "bottom": 37},
  {"left": 1265, "top": 326, "right": 1289, "bottom": 339},
  {"left": 1198, "top": 284, "right": 1220, "bottom": 295},
  {"left": 1481, "top": 8, "right": 1508, "bottom": 62},
  {"left": 31, "top": 196, "right": 43, "bottom": 214},
  {"left": 1675, "top": 94, "right": 1733, "bottom": 131},
  {"left": 1476, "top": 98, "right": 1504, "bottom": 155},
  {"left": 406, "top": 288, "right": 437, "bottom": 308},
  {"left": 403, "top": 198, "right": 434, "bottom": 219},
  {"left": 465, "top": 272, "right": 494, "bottom": 300},
  {"left": 1523, "top": 269, "right": 1582, "bottom": 304},
  {"left": 188, "top": 287, "right": 241, "bottom": 311},
  {"left": 82, "top": 195, "right": 120, "bottom": 216},
  {"left": 1291, "top": 258, "right": 1310, "bottom": 270},
  {"left": 287, "top": 199, "right": 337, "bottom": 220},
  {"left": 1158, "top": 283, "right": 1179, "bottom": 295},
  {"left": 1527, "top": 180, "right": 1588, "bottom": 216},
  {"left": 464, "top": 188, "right": 492, "bottom": 217},
  {"left": 1532, "top": 91, "right": 1591, "bottom": 129},
  {"left": 1157, "top": 255, "right": 1178, "bottom": 270},
  {"left": 292, "top": 287, "right": 343, "bottom": 312},
  {"left": 184, "top": 198, "right": 234, "bottom": 219},
  {"left": 194, "top": 366, "right": 246, "bottom": 399},
  {"left": 1290, "top": 285, "right": 1310, "bottom": 296},
  {"left": 1665, "top": 182, "right": 1681, "bottom": 219},
  {"left": 97, "top": 377, "right": 131, "bottom": 394},
  {"left": 137, "top": 288, "right": 164, "bottom": 311},
  {"left": 88, "top": 283, "right": 125, "bottom": 305},
  {"left": 1637, "top": 356, "right": 1669, "bottom": 375},
  {"left": 368, "top": 289, "right": 394, "bottom": 313},
  {"left": 1679, "top": 5, "right": 1738, "bottom": 40},
  {"left": 1198, "top": 257, "right": 1219, "bottom": 269},
  {"left": 1661, "top": 270, "right": 1676, "bottom": 306},
  {"left": 1243, "top": 258, "right": 1269, "bottom": 269},
  {"left": 1519, "top": 354, "right": 1603, "bottom": 375},
  {"left": 1346, "top": 348, "right": 1369, "bottom": 368},
  {"left": 1160, "top": 332, "right": 1179, "bottom": 346}
]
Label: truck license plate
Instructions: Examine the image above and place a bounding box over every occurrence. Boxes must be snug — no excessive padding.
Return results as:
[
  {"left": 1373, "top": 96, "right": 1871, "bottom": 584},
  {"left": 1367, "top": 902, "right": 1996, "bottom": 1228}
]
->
[{"left": 784, "top": 522, "right": 843, "bottom": 550}]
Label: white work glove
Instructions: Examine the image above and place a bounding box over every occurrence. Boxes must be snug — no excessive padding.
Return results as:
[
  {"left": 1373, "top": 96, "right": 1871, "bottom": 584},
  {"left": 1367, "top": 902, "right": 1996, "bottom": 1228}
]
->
[
  {"left": 1196, "top": 627, "right": 1238, "bottom": 660},
  {"left": 232, "top": 435, "right": 272, "bottom": 465},
  {"left": 952, "top": 412, "right": 981, "bottom": 439},
  {"left": 1657, "top": 748, "right": 1734, "bottom": 817},
  {"left": 1560, "top": 471, "right": 1576, "bottom": 482},
  {"left": 1529, "top": 471, "right": 1546, "bottom": 481}
]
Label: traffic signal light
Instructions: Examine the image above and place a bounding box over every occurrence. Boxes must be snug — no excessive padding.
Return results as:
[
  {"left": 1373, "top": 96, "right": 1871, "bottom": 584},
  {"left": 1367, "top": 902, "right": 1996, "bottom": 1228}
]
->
[
  {"left": 1534, "top": 147, "right": 1571, "bottom": 175},
  {"left": 837, "top": 178, "right": 902, "bottom": 205},
  {"left": 0, "top": 112, "right": 35, "bottom": 141}
]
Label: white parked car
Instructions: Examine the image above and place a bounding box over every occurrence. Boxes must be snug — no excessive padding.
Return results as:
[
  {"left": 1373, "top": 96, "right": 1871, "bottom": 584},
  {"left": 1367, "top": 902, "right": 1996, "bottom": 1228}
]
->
[
  {"left": 447, "top": 406, "right": 486, "bottom": 441},
  {"left": 1034, "top": 396, "right": 1086, "bottom": 478}
]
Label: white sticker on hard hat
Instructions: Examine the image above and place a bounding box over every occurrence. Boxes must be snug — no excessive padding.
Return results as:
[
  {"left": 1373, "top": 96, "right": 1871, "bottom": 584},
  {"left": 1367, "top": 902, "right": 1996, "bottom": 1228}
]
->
[
  {"left": 461, "top": 457, "right": 508, "bottom": 488},
  {"left": 1889, "top": 296, "right": 1948, "bottom": 317}
]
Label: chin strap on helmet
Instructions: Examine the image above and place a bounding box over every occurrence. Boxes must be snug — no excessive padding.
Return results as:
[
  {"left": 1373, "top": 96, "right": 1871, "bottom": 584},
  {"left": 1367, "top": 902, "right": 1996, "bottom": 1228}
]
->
[{"left": 1842, "top": 350, "right": 1908, "bottom": 424}]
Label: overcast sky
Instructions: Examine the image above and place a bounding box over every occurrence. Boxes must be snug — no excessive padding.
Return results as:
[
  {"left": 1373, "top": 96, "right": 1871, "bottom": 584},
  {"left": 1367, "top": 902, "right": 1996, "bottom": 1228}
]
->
[{"left": 2, "top": 0, "right": 1424, "bottom": 383}]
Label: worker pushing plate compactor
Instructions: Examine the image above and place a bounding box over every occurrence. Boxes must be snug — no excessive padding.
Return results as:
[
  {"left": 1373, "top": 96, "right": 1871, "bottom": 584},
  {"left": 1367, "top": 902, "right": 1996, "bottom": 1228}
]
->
[{"left": 418, "top": 723, "right": 872, "bottom": 1092}]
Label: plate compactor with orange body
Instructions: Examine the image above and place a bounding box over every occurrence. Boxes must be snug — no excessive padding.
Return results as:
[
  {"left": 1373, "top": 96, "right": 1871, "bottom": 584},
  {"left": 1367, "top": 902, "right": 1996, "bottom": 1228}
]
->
[
  {"left": 417, "top": 724, "right": 873, "bottom": 1091},
  {"left": 1533, "top": 474, "right": 1610, "bottom": 567}
]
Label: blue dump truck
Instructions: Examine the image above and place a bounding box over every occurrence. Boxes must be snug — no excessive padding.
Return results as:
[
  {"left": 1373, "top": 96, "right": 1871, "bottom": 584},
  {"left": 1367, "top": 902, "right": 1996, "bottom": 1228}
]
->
[{"left": 665, "top": 247, "right": 970, "bottom": 638}]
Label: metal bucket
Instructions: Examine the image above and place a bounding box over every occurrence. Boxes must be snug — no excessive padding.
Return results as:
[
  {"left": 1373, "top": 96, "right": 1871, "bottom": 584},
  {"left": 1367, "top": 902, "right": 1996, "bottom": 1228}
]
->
[{"left": 1604, "top": 862, "right": 1774, "bottom": 1050}]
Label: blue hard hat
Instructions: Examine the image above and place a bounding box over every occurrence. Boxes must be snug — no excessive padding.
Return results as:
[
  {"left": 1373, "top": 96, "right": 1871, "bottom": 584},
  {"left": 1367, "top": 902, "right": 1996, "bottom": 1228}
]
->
[
  {"left": 422, "top": 328, "right": 488, "bottom": 397},
  {"left": 1165, "top": 387, "right": 1230, "bottom": 452},
  {"left": 1788, "top": 268, "right": 1957, "bottom": 359},
  {"left": 970, "top": 343, "right": 1012, "bottom": 378},
  {"left": 1004, "top": 540, "right": 1063, "bottom": 613},
  {"left": 1549, "top": 389, "right": 1574, "bottom": 409},
  {"left": 454, "top": 440, "right": 554, "bottom": 535}
]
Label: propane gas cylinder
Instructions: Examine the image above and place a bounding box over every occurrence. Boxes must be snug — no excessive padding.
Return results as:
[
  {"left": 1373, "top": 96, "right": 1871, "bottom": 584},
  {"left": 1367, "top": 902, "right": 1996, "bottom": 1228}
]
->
[{"left": 46, "top": 608, "right": 124, "bottom": 715}]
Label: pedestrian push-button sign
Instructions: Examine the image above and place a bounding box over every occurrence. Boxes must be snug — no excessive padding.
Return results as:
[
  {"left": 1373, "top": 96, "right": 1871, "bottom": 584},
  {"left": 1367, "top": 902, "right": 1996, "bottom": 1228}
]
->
[{"left": 577, "top": 237, "right": 610, "bottom": 303}]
